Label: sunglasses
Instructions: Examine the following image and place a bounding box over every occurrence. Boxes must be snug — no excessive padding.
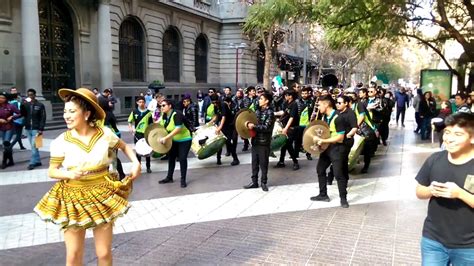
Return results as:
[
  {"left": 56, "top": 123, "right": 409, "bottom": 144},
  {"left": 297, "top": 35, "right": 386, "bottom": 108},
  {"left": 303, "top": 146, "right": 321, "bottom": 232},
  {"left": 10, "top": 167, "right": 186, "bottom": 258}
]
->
[
  {"left": 160, "top": 104, "right": 167, "bottom": 107},
  {"left": 336, "top": 102, "right": 344, "bottom": 105},
  {"left": 368, "top": 91, "right": 376, "bottom": 93}
]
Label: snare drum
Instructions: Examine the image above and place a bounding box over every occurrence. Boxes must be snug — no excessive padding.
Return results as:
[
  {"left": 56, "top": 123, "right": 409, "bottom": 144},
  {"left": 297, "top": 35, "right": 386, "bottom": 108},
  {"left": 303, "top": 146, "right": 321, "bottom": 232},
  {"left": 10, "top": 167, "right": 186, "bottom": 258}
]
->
[
  {"left": 191, "top": 124, "right": 227, "bottom": 159},
  {"left": 270, "top": 120, "right": 287, "bottom": 151},
  {"left": 135, "top": 138, "right": 153, "bottom": 156}
]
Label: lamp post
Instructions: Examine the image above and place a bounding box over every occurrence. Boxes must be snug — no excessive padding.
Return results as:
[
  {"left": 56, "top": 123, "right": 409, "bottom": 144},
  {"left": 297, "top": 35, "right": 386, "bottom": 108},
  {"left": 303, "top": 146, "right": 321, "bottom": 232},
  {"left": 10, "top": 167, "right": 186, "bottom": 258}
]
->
[{"left": 228, "top": 43, "right": 247, "bottom": 90}]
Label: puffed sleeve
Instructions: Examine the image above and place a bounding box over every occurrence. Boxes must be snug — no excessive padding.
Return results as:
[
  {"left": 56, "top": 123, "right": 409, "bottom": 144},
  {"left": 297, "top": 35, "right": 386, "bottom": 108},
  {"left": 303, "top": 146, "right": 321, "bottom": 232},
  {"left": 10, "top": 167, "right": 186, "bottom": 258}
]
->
[
  {"left": 102, "top": 126, "right": 120, "bottom": 151},
  {"left": 49, "top": 133, "right": 65, "bottom": 165}
]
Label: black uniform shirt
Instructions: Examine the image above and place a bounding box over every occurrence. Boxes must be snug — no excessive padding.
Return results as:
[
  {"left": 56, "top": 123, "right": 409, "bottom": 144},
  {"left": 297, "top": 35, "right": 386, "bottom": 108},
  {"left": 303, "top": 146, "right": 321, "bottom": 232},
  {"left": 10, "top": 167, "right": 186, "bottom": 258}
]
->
[
  {"left": 281, "top": 100, "right": 299, "bottom": 127},
  {"left": 335, "top": 108, "right": 357, "bottom": 146}
]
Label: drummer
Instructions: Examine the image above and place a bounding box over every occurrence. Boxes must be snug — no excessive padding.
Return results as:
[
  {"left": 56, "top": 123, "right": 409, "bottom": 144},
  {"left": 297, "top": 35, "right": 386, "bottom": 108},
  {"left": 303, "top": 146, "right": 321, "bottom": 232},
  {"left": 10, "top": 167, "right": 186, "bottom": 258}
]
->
[
  {"left": 243, "top": 92, "right": 275, "bottom": 191},
  {"left": 128, "top": 96, "right": 153, "bottom": 173},
  {"left": 158, "top": 99, "right": 192, "bottom": 188},
  {"left": 310, "top": 95, "right": 357, "bottom": 208},
  {"left": 209, "top": 94, "right": 240, "bottom": 166},
  {"left": 296, "top": 86, "right": 315, "bottom": 161}
]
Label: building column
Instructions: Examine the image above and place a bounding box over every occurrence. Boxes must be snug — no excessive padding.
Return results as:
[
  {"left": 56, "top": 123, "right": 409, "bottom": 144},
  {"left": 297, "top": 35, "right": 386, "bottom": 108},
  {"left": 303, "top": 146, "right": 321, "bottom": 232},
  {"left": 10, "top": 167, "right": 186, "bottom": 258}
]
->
[
  {"left": 98, "top": 0, "right": 113, "bottom": 89},
  {"left": 21, "top": 0, "right": 42, "bottom": 95}
]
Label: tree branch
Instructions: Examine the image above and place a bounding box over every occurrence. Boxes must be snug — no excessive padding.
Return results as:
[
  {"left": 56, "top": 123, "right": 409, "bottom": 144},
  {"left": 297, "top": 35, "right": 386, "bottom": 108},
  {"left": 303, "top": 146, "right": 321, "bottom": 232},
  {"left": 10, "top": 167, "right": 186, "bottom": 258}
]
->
[
  {"left": 462, "top": 0, "right": 474, "bottom": 20},
  {"left": 436, "top": 0, "right": 470, "bottom": 50},
  {"left": 402, "top": 33, "right": 459, "bottom": 76}
]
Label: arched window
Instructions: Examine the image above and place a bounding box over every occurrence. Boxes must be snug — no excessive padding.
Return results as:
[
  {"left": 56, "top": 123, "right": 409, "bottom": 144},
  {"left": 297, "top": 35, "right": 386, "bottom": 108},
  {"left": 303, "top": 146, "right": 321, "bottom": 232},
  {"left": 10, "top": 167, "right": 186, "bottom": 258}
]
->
[
  {"left": 119, "top": 18, "right": 144, "bottom": 81},
  {"left": 257, "top": 42, "right": 265, "bottom": 83},
  {"left": 195, "top": 34, "right": 208, "bottom": 83},
  {"left": 163, "top": 28, "right": 180, "bottom": 82}
]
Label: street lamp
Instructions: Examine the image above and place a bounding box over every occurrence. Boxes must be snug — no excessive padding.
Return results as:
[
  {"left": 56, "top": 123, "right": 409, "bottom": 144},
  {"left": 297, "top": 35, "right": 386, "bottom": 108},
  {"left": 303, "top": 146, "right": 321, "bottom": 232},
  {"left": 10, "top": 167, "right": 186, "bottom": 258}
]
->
[{"left": 228, "top": 43, "right": 247, "bottom": 90}]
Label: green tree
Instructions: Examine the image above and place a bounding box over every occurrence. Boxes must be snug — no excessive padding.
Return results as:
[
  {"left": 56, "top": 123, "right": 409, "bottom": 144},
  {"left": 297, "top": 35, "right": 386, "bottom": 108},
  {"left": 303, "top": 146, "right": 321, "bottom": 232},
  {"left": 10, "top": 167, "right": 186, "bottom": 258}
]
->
[
  {"left": 242, "top": 0, "right": 312, "bottom": 89},
  {"left": 310, "top": 0, "right": 474, "bottom": 91}
]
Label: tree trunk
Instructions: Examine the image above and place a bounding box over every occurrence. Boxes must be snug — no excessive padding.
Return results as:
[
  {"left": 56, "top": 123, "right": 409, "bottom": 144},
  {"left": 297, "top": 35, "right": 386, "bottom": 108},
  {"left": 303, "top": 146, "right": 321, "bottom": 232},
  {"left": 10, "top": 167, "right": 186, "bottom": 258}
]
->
[{"left": 263, "top": 30, "right": 273, "bottom": 90}]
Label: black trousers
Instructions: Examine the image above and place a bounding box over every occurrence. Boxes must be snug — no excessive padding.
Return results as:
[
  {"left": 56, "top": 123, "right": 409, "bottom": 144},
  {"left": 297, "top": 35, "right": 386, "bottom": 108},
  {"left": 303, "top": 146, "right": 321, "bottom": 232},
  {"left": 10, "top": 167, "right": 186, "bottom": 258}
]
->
[
  {"left": 279, "top": 128, "right": 298, "bottom": 163},
  {"left": 414, "top": 112, "right": 421, "bottom": 132},
  {"left": 167, "top": 140, "right": 191, "bottom": 180},
  {"left": 379, "top": 120, "right": 390, "bottom": 142},
  {"left": 396, "top": 106, "right": 406, "bottom": 124},
  {"left": 217, "top": 127, "right": 238, "bottom": 161},
  {"left": 316, "top": 143, "right": 351, "bottom": 198},
  {"left": 295, "top": 126, "right": 305, "bottom": 154},
  {"left": 10, "top": 123, "right": 25, "bottom": 149},
  {"left": 251, "top": 144, "right": 270, "bottom": 184},
  {"left": 362, "top": 137, "right": 378, "bottom": 169},
  {"left": 134, "top": 133, "right": 150, "bottom": 169}
]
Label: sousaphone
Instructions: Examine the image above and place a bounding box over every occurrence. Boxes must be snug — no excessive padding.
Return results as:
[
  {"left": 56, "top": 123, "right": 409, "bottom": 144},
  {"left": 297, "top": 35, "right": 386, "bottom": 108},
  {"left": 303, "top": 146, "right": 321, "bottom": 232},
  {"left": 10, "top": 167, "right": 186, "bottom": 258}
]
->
[
  {"left": 144, "top": 123, "right": 172, "bottom": 154},
  {"left": 302, "top": 120, "right": 330, "bottom": 155},
  {"left": 234, "top": 108, "right": 258, "bottom": 139}
]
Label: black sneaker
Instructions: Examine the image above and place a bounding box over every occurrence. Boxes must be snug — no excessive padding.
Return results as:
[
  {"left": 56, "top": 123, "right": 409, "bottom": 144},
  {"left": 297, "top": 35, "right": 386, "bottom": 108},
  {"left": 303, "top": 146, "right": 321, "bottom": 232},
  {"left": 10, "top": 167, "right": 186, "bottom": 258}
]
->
[
  {"left": 158, "top": 178, "right": 173, "bottom": 184},
  {"left": 310, "top": 194, "right": 330, "bottom": 202},
  {"left": 217, "top": 159, "right": 222, "bottom": 165},
  {"left": 242, "top": 146, "right": 249, "bottom": 152},
  {"left": 274, "top": 162, "right": 285, "bottom": 168},
  {"left": 269, "top": 152, "right": 277, "bottom": 158},
  {"left": 340, "top": 198, "right": 349, "bottom": 208},
  {"left": 261, "top": 183, "right": 268, "bottom": 192},
  {"left": 231, "top": 160, "right": 240, "bottom": 166},
  {"left": 181, "top": 181, "right": 187, "bottom": 188},
  {"left": 306, "top": 154, "right": 313, "bottom": 160},
  {"left": 147, "top": 168, "right": 152, "bottom": 173},
  {"left": 34, "top": 162, "right": 42, "bottom": 167},
  {"left": 27, "top": 165, "right": 35, "bottom": 170}
]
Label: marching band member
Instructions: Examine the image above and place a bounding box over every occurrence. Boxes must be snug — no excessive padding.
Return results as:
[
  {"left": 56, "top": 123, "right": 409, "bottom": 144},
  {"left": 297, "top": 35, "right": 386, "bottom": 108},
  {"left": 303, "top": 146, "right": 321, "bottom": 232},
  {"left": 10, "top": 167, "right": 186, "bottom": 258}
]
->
[
  {"left": 128, "top": 96, "right": 154, "bottom": 173},
  {"left": 296, "top": 86, "right": 315, "bottom": 160},
  {"left": 158, "top": 99, "right": 192, "bottom": 188},
  {"left": 310, "top": 95, "right": 357, "bottom": 208},
  {"left": 274, "top": 89, "right": 300, "bottom": 170},
  {"left": 243, "top": 92, "right": 275, "bottom": 191},
  {"left": 242, "top": 86, "right": 258, "bottom": 151}
]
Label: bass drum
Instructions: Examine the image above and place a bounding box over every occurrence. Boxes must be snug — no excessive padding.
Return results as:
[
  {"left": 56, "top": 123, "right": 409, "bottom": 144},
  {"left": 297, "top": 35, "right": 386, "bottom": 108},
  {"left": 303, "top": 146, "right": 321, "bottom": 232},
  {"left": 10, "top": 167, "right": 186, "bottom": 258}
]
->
[
  {"left": 348, "top": 134, "right": 365, "bottom": 171},
  {"left": 270, "top": 120, "right": 287, "bottom": 151},
  {"left": 191, "top": 124, "right": 227, "bottom": 160}
]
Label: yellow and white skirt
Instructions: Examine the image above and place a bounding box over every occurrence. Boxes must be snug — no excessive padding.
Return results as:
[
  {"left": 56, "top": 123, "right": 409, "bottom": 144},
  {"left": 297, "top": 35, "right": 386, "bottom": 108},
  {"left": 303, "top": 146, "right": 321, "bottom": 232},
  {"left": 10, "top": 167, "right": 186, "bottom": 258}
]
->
[{"left": 34, "top": 166, "right": 132, "bottom": 230}]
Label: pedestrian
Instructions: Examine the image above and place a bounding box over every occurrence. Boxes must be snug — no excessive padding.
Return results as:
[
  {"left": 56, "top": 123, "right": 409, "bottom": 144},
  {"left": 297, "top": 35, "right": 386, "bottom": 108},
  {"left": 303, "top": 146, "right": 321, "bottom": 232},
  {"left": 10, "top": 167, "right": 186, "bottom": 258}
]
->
[
  {"left": 201, "top": 88, "right": 216, "bottom": 123},
  {"left": 420, "top": 91, "right": 436, "bottom": 140},
  {"left": 415, "top": 112, "right": 474, "bottom": 265},
  {"left": 128, "top": 96, "right": 153, "bottom": 173},
  {"left": 158, "top": 99, "right": 192, "bottom": 188},
  {"left": 23, "top": 89, "right": 46, "bottom": 170},
  {"left": 379, "top": 90, "right": 395, "bottom": 146},
  {"left": 243, "top": 92, "right": 275, "bottom": 191},
  {"left": 413, "top": 88, "right": 423, "bottom": 133},
  {"left": 34, "top": 88, "right": 141, "bottom": 266},
  {"left": 145, "top": 90, "right": 153, "bottom": 107},
  {"left": 9, "top": 87, "right": 26, "bottom": 150},
  {"left": 0, "top": 92, "right": 21, "bottom": 169},
  {"left": 310, "top": 95, "right": 357, "bottom": 208},
  {"left": 395, "top": 87, "right": 410, "bottom": 127},
  {"left": 454, "top": 92, "right": 471, "bottom": 113}
]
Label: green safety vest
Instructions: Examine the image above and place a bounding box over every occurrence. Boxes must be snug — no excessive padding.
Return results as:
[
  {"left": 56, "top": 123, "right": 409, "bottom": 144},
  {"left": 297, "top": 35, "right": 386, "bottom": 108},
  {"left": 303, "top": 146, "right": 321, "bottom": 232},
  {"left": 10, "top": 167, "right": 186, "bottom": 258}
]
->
[
  {"left": 299, "top": 106, "right": 309, "bottom": 127},
  {"left": 206, "top": 104, "right": 215, "bottom": 121},
  {"left": 128, "top": 109, "right": 152, "bottom": 134},
  {"left": 354, "top": 102, "right": 375, "bottom": 130},
  {"left": 325, "top": 110, "right": 344, "bottom": 140},
  {"left": 249, "top": 102, "right": 256, "bottom": 111},
  {"left": 159, "top": 111, "right": 192, "bottom": 142}
]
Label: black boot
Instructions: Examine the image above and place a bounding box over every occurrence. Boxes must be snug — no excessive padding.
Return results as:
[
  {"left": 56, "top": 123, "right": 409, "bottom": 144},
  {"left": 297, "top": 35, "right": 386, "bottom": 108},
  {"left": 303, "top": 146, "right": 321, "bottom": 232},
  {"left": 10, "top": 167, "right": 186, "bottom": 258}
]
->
[
  {"left": 6, "top": 149, "right": 13, "bottom": 167},
  {"left": 261, "top": 182, "right": 268, "bottom": 192},
  {"left": 340, "top": 198, "right": 349, "bottom": 208},
  {"left": 180, "top": 177, "right": 187, "bottom": 188}
]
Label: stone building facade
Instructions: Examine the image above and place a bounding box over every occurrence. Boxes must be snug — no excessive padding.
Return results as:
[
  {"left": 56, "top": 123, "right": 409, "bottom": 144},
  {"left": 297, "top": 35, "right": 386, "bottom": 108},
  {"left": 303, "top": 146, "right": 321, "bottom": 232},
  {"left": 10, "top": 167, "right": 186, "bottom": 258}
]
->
[{"left": 0, "top": 0, "right": 268, "bottom": 114}]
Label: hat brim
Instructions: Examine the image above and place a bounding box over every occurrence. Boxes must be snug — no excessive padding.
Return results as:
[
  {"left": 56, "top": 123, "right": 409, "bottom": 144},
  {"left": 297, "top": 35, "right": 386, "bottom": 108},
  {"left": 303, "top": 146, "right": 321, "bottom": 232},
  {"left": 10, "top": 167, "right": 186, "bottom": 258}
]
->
[{"left": 58, "top": 88, "right": 106, "bottom": 120}]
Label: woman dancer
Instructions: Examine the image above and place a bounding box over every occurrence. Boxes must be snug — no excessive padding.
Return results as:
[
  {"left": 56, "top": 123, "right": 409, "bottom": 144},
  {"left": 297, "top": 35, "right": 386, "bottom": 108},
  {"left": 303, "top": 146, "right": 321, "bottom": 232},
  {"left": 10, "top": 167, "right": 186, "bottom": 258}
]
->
[{"left": 34, "top": 88, "right": 141, "bottom": 266}]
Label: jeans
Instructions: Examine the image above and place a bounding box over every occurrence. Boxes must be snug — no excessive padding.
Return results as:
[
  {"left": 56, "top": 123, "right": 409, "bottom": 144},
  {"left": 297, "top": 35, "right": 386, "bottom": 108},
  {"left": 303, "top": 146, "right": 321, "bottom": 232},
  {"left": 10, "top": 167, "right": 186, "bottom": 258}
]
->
[
  {"left": 26, "top": 129, "right": 41, "bottom": 165},
  {"left": 10, "top": 123, "right": 25, "bottom": 148},
  {"left": 396, "top": 106, "right": 406, "bottom": 125},
  {"left": 421, "top": 237, "right": 474, "bottom": 266},
  {"left": 420, "top": 117, "right": 432, "bottom": 140},
  {"left": 0, "top": 129, "right": 14, "bottom": 144}
]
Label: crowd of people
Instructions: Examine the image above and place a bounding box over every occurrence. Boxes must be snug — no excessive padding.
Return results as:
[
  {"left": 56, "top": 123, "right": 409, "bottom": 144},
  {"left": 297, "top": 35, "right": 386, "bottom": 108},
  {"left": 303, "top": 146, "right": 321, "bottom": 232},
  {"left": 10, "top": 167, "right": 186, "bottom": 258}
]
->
[{"left": 0, "top": 81, "right": 470, "bottom": 265}]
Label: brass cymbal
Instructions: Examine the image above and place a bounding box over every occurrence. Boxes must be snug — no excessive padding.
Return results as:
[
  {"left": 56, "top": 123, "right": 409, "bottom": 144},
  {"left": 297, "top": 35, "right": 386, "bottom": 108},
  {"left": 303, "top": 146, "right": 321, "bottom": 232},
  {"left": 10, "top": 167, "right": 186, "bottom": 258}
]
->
[
  {"left": 145, "top": 124, "right": 172, "bottom": 154},
  {"left": 303, "top": 123, "right": 330, "bottom": 155},
  {"left": 234, "top": 108, "right": 257, "bottom": 139}
]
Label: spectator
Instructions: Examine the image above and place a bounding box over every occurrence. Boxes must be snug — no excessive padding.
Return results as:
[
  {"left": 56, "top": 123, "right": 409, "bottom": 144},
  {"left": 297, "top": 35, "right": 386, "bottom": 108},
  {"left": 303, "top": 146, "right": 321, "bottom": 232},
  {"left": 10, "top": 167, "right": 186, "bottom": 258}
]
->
[
  {"left": 454, "top": 92, "right": 470, "bottom": 113},
  {"left": 145, "top": 90, "right": 153, "bottom": 107},
  {"left": 413, "top": 88, "right": 423, "bottom": 133},
  {"left": 415, "top": 112, "right": 474, "bottom": 265},
  {"left": 23, "top": 89, "right": 46, "bottom": 170},
  {"left": 0, "top": 91, "right": 21, "bottom": 169},
  {"left": 395, "top": 87, "right": 410, "bottom": 127},
  {"left": 419, "top": 91, "right": 436, "bottom": 140},
  {"left": 9, "top": 87, "right": 26, "bottom": 150}
]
